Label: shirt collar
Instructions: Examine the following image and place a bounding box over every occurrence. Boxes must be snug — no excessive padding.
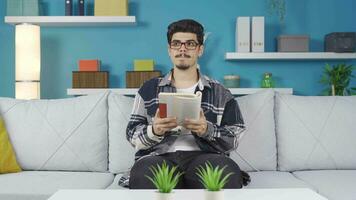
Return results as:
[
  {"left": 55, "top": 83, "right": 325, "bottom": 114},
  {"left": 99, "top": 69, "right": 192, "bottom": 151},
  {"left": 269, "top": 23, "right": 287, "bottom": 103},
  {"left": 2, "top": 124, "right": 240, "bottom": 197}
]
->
[{"left": 158, "top": 68, "right": 211, "bottom": 90}]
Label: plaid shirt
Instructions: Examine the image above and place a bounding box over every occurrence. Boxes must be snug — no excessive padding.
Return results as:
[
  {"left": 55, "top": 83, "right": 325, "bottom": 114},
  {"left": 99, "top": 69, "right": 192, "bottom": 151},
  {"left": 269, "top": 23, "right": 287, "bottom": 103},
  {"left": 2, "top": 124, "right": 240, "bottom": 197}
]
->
[{"left": 119, "top": 69, "right": 245, "bottom": 187}]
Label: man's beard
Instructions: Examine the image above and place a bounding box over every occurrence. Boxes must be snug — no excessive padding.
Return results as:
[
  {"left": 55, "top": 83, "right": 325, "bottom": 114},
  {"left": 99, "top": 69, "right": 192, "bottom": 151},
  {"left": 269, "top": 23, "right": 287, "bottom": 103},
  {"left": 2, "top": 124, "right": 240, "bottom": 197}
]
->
[
  {"left": 175, "top": 54, "right": 191, "bottom": 70},
  {"left": 176, "top": 64, "right": 190, "bottom": 70}
]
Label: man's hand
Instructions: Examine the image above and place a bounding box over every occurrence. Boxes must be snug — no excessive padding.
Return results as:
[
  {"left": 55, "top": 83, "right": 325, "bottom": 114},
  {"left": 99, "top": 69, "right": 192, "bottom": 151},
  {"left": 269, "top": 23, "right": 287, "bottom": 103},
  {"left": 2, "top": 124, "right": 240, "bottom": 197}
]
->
[
  {"left": 152, "top": 109, "right": 178, "bottom": 136},
  {"left": 183, "top": 109, "right": 208, "bottom": 137}
]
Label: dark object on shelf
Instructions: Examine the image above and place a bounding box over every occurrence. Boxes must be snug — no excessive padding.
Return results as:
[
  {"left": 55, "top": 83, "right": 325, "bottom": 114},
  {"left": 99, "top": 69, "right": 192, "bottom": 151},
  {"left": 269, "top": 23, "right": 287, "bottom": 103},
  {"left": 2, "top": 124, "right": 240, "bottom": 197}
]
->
[
  {"left": 72, "top": 71, "right": 108, "bottom": 88},
  {"left": 65, "top": 0, "right": 73, "bottom": 16},
  {"left": 126, "top": 71, "right": 161, "bottom": 88},
  {"left": 325, "top": 32, "right": 356, "bottom": 53},
  {"left": 78, "top": 0, "right": 85, "bottom": 16},
  {"left": 277, "top": 35, "right": 309, "bottom": 52}
]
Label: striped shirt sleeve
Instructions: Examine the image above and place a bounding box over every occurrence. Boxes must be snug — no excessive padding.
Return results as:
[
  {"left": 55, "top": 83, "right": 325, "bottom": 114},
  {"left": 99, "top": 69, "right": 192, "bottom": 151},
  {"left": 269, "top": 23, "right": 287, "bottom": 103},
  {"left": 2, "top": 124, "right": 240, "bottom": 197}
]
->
[{"left": 126, "top": 93, "right": 163, "bottom": 150}]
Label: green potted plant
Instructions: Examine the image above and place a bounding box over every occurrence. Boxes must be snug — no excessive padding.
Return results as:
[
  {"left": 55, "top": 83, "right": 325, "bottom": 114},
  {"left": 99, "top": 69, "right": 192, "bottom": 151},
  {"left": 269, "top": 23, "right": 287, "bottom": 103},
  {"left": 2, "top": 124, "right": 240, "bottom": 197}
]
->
[
  {"left": 146, "top": 161, "right": 183, "bottom": 200},
  {"left": 320, "top": 63, "right": 354, "bottom": 96},
  {"left": 196, "top": 162, "right": 234, "bottom": 200}
]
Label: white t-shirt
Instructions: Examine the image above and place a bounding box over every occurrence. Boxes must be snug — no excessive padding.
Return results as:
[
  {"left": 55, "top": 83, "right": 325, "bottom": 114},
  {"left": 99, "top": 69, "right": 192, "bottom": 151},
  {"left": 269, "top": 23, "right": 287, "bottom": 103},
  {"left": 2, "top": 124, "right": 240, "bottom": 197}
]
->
[{"left": 167, "top": 82, "right": 201, "bottom": 152}]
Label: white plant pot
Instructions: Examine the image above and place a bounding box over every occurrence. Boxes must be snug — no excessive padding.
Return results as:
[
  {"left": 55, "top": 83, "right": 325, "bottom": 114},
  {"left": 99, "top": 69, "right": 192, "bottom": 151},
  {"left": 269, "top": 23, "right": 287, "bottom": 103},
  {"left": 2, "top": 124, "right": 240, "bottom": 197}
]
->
[
  {"left": 156, "top": 192, "right": 174, "bottom": 200},
  {"left": 205, "top": 190, "right": 224, "bottom": 200}
]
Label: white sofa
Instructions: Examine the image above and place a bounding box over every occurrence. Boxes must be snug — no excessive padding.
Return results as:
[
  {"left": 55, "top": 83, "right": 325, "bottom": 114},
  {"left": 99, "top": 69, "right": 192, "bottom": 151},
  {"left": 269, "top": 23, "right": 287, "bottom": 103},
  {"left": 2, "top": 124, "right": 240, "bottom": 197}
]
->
[{"left": 1, "top": 90, "right": 355, "bottom": 200}]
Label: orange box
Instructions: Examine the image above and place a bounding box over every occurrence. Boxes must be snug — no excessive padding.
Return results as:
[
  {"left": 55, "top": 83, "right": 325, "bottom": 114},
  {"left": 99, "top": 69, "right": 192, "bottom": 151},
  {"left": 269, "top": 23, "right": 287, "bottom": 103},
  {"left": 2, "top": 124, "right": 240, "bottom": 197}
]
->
[{"left": 78, "top": 60, "right": 100, "bottom": 71}]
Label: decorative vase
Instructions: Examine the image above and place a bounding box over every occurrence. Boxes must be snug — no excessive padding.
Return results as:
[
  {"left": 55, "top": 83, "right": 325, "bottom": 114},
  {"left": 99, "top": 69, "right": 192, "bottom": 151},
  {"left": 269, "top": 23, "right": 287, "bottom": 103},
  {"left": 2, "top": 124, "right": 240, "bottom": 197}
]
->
[
  {"left": 205, "top": 190, "right": 224, "bottom": 200},
  {"left": 7, "top": 0, "right": 40, "bottom": 16},
  {"left": 261, "top": 72, "right": 275, "bottom": 88},
  {"left": 156, "top": 192, "right": 174, "bottom": 200}
]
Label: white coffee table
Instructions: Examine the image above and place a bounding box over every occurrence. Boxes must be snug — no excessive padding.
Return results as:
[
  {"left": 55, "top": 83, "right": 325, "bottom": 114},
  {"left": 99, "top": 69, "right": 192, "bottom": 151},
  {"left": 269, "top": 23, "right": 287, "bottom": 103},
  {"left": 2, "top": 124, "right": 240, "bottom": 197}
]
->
[{"left": 48, "top": 188, "right": 328, "bottom": 200}]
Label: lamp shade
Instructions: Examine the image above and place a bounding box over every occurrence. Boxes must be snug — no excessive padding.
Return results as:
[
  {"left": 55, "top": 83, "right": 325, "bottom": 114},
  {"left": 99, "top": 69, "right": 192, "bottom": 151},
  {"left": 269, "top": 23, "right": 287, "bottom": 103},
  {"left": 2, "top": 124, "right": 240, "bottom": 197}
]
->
[
  {"left": 15, "top": 82, "right": 40, "bottom": 100},
  {"left": 15, "top": 23, "right": 41, "bottom": 99}
]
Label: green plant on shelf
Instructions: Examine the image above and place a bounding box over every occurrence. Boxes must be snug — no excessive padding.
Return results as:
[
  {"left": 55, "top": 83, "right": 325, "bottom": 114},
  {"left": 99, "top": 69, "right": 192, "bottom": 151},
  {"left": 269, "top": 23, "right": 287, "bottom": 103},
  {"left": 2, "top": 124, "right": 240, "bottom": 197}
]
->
[
  {"left": 196, "top": 162, "right": 234, "bottom": 191},
  {"left": 145, "top": 161, "right": 183, "bottom": 193},
  {"left": 320, "top": 63, "right": 354, "bottom": 96}
]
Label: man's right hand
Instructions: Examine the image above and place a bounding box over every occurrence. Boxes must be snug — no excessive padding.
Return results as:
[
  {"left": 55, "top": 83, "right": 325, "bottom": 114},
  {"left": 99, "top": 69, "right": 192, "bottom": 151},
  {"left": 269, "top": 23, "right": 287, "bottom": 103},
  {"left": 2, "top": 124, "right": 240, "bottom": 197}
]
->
[{"left": 152, "top": 109, "right": 178, "bottom": 136}]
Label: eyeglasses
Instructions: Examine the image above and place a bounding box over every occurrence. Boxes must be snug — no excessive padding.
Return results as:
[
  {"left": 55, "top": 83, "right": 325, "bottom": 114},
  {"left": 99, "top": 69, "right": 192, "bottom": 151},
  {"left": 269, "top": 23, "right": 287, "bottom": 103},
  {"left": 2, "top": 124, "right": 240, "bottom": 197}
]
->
[{"left": 170, "top": 40, "right": 200, "bottom": 50}]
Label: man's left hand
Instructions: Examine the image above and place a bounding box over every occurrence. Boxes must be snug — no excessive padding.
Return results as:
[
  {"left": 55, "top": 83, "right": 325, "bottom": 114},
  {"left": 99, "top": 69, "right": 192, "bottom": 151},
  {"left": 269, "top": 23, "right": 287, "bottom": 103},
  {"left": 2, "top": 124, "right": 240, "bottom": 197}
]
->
[{"left": 183, "top": 109, "right": 208, "bottom": 137}]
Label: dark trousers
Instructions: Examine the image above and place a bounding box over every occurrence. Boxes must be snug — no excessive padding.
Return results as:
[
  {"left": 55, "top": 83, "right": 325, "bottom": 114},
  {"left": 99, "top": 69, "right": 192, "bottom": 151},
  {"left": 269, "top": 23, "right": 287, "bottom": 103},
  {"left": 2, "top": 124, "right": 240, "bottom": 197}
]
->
[{"left": 129, "top": 151, "right": 243, "bottom": 189}]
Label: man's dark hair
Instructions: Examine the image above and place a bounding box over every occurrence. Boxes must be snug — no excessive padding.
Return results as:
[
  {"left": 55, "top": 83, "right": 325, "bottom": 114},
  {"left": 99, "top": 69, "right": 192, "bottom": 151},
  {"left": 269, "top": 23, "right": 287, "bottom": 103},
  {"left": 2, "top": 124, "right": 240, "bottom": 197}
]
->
[{"left": 167, "top": 19, "right": 204, "bottom": 45}]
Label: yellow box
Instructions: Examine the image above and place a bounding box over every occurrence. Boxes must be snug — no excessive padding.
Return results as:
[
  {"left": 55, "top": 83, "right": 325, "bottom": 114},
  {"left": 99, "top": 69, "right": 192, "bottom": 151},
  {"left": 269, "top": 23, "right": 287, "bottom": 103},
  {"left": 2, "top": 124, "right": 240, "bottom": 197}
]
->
[
  {"left": 94, "top": 0, "right": 128, "bottom": 16},
  {"left": 134, "top": 59, "right": 154, "bottom": 71}
]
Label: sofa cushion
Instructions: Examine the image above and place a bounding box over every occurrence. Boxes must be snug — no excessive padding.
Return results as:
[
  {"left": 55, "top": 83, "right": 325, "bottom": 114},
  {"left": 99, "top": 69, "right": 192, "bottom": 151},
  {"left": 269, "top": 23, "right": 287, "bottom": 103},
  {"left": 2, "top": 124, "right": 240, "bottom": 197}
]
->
[
  {"left": 293, "top": 170, "right": 356, "bottom": 200},
  {"left": 108, "top": 93, "right": 136, "bottom": 173},
  {"left": 0, "top": 92, "right": 109, "bottom": 172},
  {"left": 0, "top": 171, "right": 114, "bottom": 200},
  {"left": 245, "top": 171, "right": 310, "bottom": 189},
  {"left": 230, "top": 89, "right": 277, "bottom": 171},
  {"left": 276, "top": 94, "right": 356, "bottom": 171},
  {"left": 0, "top": 116, "right": 22, "bottom": 173}
]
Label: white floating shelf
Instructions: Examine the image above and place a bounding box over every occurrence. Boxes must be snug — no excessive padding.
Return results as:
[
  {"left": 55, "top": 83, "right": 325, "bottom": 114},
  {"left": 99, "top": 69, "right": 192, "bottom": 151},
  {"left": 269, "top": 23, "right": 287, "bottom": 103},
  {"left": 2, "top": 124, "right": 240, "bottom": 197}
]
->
[
  {"left": 67, "top": 88, "right": 293, "bottom": 96},
  {"left": 68, "top": 88, "right": 138, "bottom": 96},
  {"left": 229, "top": 88, "right": 293, "bottom": 95},
  {"left": 225, "top": 52, "right": 356, "bottom": 60},
  {"left": 5, "top": 16, "right": 136, "bottom": 26}
]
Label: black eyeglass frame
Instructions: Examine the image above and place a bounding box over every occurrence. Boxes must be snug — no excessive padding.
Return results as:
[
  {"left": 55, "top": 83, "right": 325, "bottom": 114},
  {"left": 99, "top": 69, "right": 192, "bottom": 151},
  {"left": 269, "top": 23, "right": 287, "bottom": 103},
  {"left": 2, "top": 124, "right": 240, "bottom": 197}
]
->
[{"left": 169, "top": 40, "right": 201, "bottom": 50}]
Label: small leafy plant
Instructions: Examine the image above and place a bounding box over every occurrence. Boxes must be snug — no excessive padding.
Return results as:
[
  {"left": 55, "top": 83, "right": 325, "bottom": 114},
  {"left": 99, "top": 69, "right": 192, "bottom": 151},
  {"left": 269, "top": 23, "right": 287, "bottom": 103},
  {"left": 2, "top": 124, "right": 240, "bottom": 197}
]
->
[
  {"left": 268, "top": 0, "right": 286, "bottom": 23},
  {"left": 196, "top": 162, "right": 234, "bottom": 191},
  {"left": 145, "top": 161, "right": 183, "bottom": 193},
  {"left": 320, "top": 63, "right": 354, "bottom": 96}
]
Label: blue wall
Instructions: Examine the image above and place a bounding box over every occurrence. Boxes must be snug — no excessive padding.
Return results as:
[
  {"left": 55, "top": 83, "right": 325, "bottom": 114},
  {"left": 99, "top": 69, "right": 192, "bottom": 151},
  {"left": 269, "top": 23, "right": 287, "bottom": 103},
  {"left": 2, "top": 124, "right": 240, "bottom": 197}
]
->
[{"left": 1, "top": 0, "right": 356, "bottom": 98}]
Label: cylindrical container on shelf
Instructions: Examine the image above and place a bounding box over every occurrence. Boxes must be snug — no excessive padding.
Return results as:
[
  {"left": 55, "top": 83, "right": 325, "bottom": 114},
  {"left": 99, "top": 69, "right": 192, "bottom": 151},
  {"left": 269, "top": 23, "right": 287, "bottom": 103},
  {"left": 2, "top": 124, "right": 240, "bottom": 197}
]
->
[{"left": 223, "top": 75, "right": 240, "bottom": 88}]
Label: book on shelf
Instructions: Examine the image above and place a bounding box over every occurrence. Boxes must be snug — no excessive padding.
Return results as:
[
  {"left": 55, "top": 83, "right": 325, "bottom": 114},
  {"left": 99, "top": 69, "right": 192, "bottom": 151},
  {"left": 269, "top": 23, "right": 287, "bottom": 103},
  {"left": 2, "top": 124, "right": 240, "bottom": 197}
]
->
[
  {"left": 252, "top": 16, "right": 265, "bottom": 52},
  {"left": 78, "top": 0, "right": 85, "bottom": 16},
  {"left": 236, "top": 16, "right": 250, "bottom": 52},
  {"left": 158, "top": 91, "right": 202, "bottom": 125},
  {"left": 65, "top": 0, "right": 73, "bottom": 16}
]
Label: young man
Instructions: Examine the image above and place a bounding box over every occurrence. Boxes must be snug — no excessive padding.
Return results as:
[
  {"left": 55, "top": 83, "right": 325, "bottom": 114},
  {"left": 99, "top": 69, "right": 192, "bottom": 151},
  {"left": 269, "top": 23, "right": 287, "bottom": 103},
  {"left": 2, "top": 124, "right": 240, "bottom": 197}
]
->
[{"left": 124, "top": 19, "right": 248, "bottom": 189}]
